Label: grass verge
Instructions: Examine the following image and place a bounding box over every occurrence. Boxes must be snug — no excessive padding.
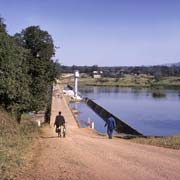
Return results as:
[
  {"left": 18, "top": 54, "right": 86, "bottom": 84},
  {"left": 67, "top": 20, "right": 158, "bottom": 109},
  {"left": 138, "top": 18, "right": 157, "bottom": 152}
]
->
[
  {"left": 130, "top": 136, "right": 180, "bottom": 150},
  {"left": 0, "top": 108, "right": 40, "bottom": 179}
]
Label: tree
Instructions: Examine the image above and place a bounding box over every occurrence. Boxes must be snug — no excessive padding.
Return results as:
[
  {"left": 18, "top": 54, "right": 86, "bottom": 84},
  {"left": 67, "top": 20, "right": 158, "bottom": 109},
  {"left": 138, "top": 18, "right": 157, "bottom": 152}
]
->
[
  {"left": 0, "top": 32, "right": 31, "bottom": 122},
  {"left": 14, "top": 26, "right": 57, "bottom": 112},
  {"left": 0, "top": 18, "right": 59, "bottom": 123},
  {"left": 14, "top": 26, "right": 55, "bottom": 59}
]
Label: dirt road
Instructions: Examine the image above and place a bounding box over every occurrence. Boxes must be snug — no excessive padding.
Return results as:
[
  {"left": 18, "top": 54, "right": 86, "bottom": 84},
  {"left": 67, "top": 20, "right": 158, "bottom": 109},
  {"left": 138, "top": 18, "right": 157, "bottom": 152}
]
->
[{"left": 18, "top": 84, "right": 180, "bottom": 180}]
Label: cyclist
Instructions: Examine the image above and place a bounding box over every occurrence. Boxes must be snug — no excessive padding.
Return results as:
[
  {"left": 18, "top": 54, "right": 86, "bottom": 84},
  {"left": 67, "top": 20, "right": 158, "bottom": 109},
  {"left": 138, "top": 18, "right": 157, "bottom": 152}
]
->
[{"left": 54, "top": 111, "right": 66, "bottom": 137}]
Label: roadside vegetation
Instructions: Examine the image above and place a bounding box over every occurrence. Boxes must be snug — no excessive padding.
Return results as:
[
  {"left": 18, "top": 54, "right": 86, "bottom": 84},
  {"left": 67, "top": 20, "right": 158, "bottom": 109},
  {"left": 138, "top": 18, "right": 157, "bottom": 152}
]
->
[
  {"left": 131, "top": 136, "right": 180, "bottom": 150},
  {"left": 0, "top": 108, "right": 40, "bottom": 179}
]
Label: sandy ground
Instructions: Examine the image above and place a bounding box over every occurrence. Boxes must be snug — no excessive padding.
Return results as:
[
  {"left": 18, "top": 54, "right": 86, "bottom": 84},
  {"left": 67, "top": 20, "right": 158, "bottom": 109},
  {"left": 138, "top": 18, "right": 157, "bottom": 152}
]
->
[{"left": 17, "top": 84, "right": 180, "bottom": 180}]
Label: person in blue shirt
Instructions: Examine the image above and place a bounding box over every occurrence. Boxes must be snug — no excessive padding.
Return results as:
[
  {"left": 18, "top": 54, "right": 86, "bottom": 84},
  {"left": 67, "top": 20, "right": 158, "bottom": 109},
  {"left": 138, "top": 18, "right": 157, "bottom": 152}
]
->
[{"left": 104, "top": 116, "right": 116, "bottom": 139}]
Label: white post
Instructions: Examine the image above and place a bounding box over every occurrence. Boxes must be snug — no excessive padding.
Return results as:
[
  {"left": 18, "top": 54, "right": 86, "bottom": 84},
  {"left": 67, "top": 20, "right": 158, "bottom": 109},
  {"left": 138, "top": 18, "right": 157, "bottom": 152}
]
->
[
  {"left": 74, "top": 70, "right": 79, "bottom": 98},
  {"left": 91, "top": 122, "right": 94, "bottom": 129},
  {"left": 88, "top": 117, "right": 94, "bottom": 129},
  {"left": 38, "top": 120, "right": 41, "bottom": 127}
]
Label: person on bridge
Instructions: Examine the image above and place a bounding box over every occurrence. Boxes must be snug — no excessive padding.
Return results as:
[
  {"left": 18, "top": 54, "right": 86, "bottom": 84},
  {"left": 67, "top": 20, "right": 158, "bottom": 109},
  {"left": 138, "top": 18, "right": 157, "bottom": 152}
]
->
[
  {"left": 54, "top": 111, "right": 66, "bottom": 137},
  {"left": 104, "top": 116, "right": 116, "bottom": 139}
]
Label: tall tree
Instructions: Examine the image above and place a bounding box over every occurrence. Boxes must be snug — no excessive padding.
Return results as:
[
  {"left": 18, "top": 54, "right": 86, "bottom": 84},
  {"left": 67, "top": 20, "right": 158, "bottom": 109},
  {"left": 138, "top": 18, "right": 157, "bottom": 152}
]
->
[
  {"left": 14, "top": 26, "right": 55, "bottom": 59},
  {"left": 14, "top": 26, "right": 57, "bottom": 112},
  {"left": 0, "top": 31, "right": 31, "bottom": 122},
  {"left": 0, "top": 18, "right": 60, "bottom": 123}
]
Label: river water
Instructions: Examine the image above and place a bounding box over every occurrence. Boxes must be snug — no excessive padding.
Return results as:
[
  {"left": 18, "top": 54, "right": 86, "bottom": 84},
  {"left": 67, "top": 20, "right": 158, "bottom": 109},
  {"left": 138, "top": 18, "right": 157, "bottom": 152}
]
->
[{"left": 70, "top": 86, "right": 180, "bottom": 136}]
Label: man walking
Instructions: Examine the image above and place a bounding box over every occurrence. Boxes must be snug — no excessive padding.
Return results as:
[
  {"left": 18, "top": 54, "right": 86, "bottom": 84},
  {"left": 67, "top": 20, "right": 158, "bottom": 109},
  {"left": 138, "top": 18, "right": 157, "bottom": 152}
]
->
[
  {"left": 54, "top": 111, "right": 66, "bottom": 137},
  {"left": 104, "top": 116, "right": 116, "bottom": 139}
]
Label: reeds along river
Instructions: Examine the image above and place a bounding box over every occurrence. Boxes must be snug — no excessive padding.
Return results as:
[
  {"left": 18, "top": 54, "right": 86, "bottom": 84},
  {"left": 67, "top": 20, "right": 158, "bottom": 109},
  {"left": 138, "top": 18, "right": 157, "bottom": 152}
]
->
[{"left": 70, "top": 86, "right": 180, "bottom": 136}]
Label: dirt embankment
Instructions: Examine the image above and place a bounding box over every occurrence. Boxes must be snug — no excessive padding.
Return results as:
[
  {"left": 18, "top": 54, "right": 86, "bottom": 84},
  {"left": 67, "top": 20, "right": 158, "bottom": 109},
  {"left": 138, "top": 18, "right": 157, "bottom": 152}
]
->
[{"left": 17, "top": 84, "right": 180, "bottom": 180}]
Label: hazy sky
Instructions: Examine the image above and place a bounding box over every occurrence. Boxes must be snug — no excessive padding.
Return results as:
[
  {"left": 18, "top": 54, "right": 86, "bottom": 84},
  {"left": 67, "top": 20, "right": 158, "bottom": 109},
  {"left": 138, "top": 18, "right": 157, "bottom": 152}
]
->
[{"left": 1, "top": 0, "right": 180, "bottom": 66}]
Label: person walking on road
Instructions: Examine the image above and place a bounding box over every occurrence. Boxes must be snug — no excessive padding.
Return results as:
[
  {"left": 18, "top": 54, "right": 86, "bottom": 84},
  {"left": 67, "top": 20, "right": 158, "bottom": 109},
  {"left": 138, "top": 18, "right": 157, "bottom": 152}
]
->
[
  {"left": 104, "top": 116, "right": 116, "bottom": 139},
  {"left": 54, "top": 111, "right": 66, "bottom": 137}
]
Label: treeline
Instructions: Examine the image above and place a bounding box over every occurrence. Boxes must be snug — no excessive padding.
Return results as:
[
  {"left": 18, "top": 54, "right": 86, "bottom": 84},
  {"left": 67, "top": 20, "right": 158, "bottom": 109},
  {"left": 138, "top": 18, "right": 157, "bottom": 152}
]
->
[
  {"left": 60, "top": 65, "right": 180, "bottom": 77},
  {"left": 0, "top": 17, "right": 60, "bottom": 122}
]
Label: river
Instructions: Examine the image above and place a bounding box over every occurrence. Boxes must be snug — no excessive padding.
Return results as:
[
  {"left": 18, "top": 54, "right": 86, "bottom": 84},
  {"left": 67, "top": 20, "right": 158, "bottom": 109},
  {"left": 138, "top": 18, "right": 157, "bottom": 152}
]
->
[{"left": 70, "top": 86, "right": 180, "bottom": 136}]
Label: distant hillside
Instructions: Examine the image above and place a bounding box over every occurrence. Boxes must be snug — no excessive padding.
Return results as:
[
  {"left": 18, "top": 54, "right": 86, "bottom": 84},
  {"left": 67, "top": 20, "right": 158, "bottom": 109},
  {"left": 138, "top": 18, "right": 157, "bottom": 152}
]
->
[
  {"left": 174, "top": 62, "right": 180, "bottom": 66},
  {"left": 164, "top": 62, "right": 180, "bottom": 67}
]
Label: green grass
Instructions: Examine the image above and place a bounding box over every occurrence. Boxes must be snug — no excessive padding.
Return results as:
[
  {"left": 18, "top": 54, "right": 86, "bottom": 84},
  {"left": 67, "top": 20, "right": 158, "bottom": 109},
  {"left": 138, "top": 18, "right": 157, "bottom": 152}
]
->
[
  {"left": 65, "top": 74, "right": 180, "bottom": 88},
  {"left": 131, "top": 136, "right": 180, "bottom": 150},
  {"left": 0, "top": 108, "right": 40, "bottom": 179}
]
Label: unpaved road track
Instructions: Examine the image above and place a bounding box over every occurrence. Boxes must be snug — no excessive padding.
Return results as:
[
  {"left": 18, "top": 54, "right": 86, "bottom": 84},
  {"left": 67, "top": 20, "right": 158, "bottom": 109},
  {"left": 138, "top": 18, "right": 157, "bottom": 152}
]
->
[{"left": 18, "top": 84, "right": 180, "bottom": 180}]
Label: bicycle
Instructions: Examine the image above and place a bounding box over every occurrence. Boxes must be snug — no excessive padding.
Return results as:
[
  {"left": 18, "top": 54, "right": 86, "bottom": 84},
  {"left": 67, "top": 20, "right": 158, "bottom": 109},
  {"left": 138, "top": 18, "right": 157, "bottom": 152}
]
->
[{"left": 56, "top": 125, "right": 66, "bottom": 138}]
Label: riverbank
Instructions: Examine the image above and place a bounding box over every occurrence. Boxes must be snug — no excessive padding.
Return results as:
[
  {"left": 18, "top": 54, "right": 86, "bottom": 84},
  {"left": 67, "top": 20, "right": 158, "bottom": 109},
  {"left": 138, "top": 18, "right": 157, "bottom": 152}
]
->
[
  {"left": 65, "top": 74, "right": 180, "bottom": 88},
  {"left": 130, "top": 135, "right": 180, "bottom": 150}
]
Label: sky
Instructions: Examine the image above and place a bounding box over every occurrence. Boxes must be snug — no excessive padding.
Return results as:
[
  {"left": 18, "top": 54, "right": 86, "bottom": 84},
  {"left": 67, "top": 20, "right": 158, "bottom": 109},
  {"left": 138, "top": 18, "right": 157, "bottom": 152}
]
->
[{"left": 1, "top": 0, "right": 180, "bottom": 66}]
